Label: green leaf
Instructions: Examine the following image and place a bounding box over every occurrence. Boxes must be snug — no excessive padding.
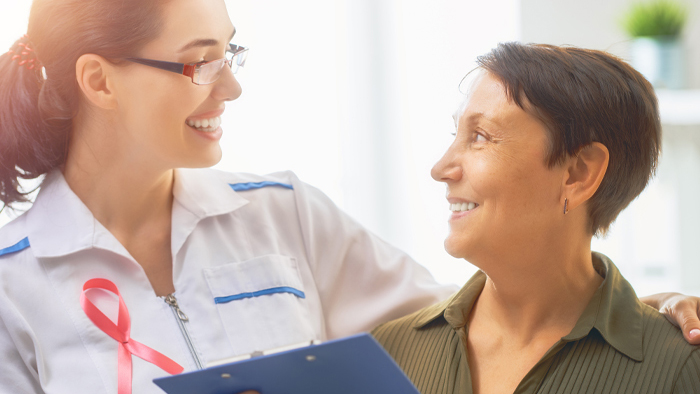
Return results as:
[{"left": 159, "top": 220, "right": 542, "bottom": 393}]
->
[{"left": 621, "top": 0, "right": 688, "bottom": 37}]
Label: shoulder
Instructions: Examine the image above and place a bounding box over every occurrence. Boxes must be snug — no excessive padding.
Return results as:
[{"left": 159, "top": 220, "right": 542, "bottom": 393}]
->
[
  {"left": 204, "top": 168, "right": 340, "bottom": 214},
  {"left": 187, "top": 168, "right": 304, "bottom": 210},
  {"left": 208, "top": 168, "right": 299, "bottom": 189},
  {"left": 639, "top": 301, "right": 697, "bottom": 353},
  {"left": 372, "top": 299, "right": 464, "bottom": 394},
  {"left": 191, "top": 167, "right": 300, "bottom": 193},
  {"left": 673, "top": 347, "right": 700, "bottom": 393},
  {"left": 638, "top": 301, "right": 700, "bottom": 379},
  {"left": 372, "top": 296, "right": 454, "bottom": 351},
  {"left": 0, "top": 212, "right": 31, "bottom": 261}
]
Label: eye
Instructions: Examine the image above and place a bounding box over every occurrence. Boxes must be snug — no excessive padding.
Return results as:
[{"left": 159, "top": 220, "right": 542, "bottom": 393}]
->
[{"left": 473, "top": 131, "right": 488, "bottom": 143}]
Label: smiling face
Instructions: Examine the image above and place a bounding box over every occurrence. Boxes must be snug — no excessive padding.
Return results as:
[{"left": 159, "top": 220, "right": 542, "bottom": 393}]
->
[
  {"left": 432, "top": 72, "right": 567, "bottom": 264},
  {"left": 109, "top": 0, "right": 241, "bottom": 170}
]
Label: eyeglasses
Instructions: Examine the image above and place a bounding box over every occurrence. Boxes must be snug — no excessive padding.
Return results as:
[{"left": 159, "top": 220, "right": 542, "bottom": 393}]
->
[{"left": 124, "top": 43, "right": 248, "bottom": 85}]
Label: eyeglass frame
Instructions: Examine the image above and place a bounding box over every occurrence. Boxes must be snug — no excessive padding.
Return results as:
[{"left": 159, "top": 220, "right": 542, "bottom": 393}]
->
[{"left": 123, "top": 43, "right": 248, "bottom": 85}]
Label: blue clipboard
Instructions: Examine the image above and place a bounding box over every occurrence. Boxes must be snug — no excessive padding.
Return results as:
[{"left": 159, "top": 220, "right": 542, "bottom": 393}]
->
[{"left": 153, "top": 333, "right": 420, "bottom": 394}]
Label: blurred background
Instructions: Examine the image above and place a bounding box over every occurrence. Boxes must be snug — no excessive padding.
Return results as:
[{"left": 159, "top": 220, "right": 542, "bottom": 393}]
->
[{"left": 1, "top": 0, "right": 698, "bottom": 296}]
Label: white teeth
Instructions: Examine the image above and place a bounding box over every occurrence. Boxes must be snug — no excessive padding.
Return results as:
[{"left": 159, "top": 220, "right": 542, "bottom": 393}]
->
[
  {"left": 186, "top": 116, "right": 222, "bottom": 132},
  {"left": 450, "top": 202, "right": 479, "bottom": 212}
]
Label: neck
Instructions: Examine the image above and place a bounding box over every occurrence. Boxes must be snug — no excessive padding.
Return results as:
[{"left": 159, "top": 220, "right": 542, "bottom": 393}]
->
[
  {"left": 63, "top": 117, "right": 175, "bottom": 235},
  {"left": 469, "top": 233, "right": 603, "bottom": 346}
]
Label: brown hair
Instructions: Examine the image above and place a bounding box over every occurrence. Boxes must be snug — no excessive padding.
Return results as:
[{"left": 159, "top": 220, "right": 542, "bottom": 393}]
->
[
  {"left": 477, "top": 42, "right": 661, "bottom": 235},
  {"left": 0, "top": 0, "right": 168, "bottom": 209}
]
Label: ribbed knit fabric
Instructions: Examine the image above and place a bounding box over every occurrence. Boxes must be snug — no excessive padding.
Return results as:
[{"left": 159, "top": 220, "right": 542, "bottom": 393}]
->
[{"left": 372, "top": 254, "right": 700, "bottom": 394}]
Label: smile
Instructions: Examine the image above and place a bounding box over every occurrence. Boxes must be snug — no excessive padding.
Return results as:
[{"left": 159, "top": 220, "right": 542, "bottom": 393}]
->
[
  {"left": 186, "top": 116, "right": 222, "bottom": 133},
  {"left": 450, "top": 202, "right": 479, "bottom": 212}
]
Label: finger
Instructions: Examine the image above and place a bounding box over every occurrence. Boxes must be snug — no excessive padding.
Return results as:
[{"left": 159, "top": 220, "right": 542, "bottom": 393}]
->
[
  {"left": 687, "top": 328, "right": 700, "bottom": 345},
  {"left": 678, "top": 303, "right": 700, "bottom": 345}
]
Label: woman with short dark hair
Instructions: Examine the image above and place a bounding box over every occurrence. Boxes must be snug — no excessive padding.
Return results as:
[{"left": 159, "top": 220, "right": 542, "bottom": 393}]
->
[{"left": 372, "top": 42, "right": 700, "bottom": 394}]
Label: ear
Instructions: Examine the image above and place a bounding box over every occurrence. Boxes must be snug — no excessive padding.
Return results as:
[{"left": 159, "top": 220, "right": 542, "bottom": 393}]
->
[
  {"left": 75, "top": 54, "right": 117, "bottom": 110},
  {"left": 561, "top": 142, "right": 609, "bottom": 213}
]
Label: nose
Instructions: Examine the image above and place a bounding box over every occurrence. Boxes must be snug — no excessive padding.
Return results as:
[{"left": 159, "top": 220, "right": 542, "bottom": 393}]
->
[
  {"left": 431, "top": 142, "right": 462, "bottom": 183},
  {"left": 212, "top": 65, "right": 242, "bottom": 101}
]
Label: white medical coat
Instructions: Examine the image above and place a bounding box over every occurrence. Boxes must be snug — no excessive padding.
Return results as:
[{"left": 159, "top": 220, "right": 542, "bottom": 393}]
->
[{"left": 0, "top": 168, "right": 455, "bottom": 393}]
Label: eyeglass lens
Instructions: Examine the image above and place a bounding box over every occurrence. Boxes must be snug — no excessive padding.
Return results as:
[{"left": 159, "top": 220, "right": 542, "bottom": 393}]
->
[{"left": 194, "top": 51, "right": 248, "bottom": 85}]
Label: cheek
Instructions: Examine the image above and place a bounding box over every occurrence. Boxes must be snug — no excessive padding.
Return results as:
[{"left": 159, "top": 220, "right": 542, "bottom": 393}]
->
[
  {"left": 130, "top": 80, "right": 193, "bottom": 120},
  {"left": 464, "top": 150, "right": 524, "bottom": 204},
  {"left": 121, "top": 77, "right": 204, "bottom": 142},
  {"left": 476, "top": 146, "right": 554, "bottom": 210},
  {"left": 457, "top": 149, "right": 557, "bottom": 233}
]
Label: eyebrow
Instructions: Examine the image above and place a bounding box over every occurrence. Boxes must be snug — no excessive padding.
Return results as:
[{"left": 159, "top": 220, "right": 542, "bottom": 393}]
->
[
  {"left": 465, "top": 112, "right": 502, "bottom": 128},
  {"left": 178, "top": 27, "right": 237, "bottom": 53}
]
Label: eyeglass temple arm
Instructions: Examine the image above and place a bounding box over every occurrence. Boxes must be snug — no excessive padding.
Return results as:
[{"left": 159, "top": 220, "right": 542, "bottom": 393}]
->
[{"left": 124, "top": 58, "right": 195, "bottom": 78}]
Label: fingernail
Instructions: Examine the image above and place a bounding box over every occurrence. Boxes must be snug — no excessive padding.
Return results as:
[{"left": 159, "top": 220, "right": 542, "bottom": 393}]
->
[{"left": 690, "top": 329, "right": 700, "bottom": 339}]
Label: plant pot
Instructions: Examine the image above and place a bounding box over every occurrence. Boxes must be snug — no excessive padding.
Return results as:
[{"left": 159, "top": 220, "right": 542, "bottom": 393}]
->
[{"left": 630, "top": 36, "right": 684, "bottom": 89}]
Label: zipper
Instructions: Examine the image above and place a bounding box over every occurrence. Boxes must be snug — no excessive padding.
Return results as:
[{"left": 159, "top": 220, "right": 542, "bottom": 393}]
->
[{"left": 163, "top": 294, "right": 204, "bottom": 370}]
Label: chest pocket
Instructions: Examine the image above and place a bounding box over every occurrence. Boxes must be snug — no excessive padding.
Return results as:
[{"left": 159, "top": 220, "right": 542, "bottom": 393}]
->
[{"left": 203, "top": 255, "right": 316, "bottom": 355}]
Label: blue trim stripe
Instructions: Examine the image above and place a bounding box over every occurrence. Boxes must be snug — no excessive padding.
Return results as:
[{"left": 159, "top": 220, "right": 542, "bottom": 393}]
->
[
  {"left": 214, "top": 286, "right": 306, "bottom": 304},
  {"left": 229, "top": 181, "right": 293, "bottom": 192},
  {"left": 0, "top": 237, "right": 30, "bottom": 257}
]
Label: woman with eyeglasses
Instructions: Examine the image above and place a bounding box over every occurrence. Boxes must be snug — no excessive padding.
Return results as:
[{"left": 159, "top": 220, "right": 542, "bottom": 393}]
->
[{"left": 0, "top": 1, "right": 697, "bottom": 393}]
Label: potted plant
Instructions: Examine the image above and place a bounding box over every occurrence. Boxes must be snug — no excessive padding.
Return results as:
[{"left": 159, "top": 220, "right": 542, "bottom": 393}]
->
[{"left": 621, "top": 0, "right": 688, "bottom": 89}]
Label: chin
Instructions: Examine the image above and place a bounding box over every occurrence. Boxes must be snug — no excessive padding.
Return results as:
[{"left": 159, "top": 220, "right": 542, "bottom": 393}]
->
[
  {"left": 204, "top": 149, "right": 223, "bottom": 167},
  {"left": 180, "top": 149, "right": 223, "bottom": 169},
  {"left": 443, "top": 235, "right": 470, "bottom": 259}
]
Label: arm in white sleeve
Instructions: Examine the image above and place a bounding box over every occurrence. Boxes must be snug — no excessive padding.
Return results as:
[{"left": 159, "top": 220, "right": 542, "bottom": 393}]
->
[{"left": 290, "top": 175, "right": 457, "bottom": 338}]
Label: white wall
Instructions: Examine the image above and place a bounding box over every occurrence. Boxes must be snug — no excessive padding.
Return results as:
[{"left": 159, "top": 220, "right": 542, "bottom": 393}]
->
[
  {"left": 218, "top": 0, "right": 520, "bottom": 285},
  {"left": 520, "top": 0, "right": 700, "bottom": 88}
]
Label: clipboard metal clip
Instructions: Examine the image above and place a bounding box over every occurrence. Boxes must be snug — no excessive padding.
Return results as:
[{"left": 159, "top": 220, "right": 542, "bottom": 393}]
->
[{"left": 206, "top": 339, "right": 322, "bottom": 368}]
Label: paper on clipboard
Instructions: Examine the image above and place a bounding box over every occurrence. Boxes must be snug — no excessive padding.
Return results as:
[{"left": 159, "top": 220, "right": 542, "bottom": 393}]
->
[{"left": 153, "top": 333, "right": 420, "bottom": 394}]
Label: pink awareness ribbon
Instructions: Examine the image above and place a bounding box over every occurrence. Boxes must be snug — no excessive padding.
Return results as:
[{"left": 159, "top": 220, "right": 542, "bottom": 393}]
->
[{"left": 80, "top": 279, "right": 184, "bottom": 394}]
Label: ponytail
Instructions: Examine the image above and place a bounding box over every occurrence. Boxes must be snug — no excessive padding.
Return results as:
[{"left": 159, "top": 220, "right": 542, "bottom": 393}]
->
[
  {"left": 0, "top": 36, "right": 68, "bottom": 209},
  {"left": 0, "top": 0, "right": 167, "bottom": 210}
]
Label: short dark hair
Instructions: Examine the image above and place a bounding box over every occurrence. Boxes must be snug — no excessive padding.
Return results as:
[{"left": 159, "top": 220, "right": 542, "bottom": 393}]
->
[{"left": 477, "top": 42, "right": 661, "bottom": 235}]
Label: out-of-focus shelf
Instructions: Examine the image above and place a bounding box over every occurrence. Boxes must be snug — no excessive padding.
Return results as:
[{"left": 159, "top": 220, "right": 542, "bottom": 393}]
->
[{"left": 657, "top": 89, "right": 700, "bottom": 125}]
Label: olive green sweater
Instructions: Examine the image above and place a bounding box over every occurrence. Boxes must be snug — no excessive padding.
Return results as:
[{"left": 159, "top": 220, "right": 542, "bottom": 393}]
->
[{"left": 372, "top": 254, "right": 700, "bottom": 393}]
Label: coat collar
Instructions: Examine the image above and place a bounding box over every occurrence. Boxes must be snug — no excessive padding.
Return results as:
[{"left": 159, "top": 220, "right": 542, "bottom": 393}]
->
[
  {"left": 26, "top": 168, "right": 248, "bottom": 259},
  {"left": 562, "top": 253, "right": 645, "bottom": 361},
  {"left": 413, "top": 253, "right": 645, "bottom": 362}
]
